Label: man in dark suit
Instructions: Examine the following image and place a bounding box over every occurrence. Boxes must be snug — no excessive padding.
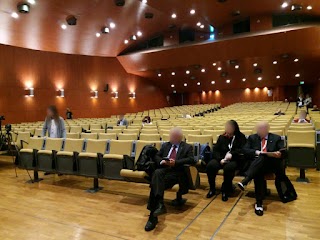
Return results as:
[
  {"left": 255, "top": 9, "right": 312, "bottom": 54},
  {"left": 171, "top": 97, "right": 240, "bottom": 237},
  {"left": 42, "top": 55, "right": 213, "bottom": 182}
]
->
[
  {"left": 237, "top": 122, "right": 287, "bottom": 216},
  {"left": 145, "top": 127, "right": 194, "bottom": 231}
]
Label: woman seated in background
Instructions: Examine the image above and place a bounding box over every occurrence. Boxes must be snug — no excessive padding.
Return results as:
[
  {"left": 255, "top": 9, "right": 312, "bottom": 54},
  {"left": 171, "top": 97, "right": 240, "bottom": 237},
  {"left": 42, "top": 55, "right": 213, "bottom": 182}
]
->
[
  {"left": 206, "top": 120, "right": 247, "bottom": 201},
  {"left": 142, "top": 116, "right": 152, "bottom": 125},
  {"left": 293, "top": 110, "right": 311, "bottom": 123}
]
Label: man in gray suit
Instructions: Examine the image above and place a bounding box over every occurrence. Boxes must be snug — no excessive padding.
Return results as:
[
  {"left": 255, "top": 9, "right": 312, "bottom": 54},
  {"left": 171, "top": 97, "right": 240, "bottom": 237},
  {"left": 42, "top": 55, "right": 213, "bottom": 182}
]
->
[{"left": 117, "top": 115, "right": 128, "bottom": 126}]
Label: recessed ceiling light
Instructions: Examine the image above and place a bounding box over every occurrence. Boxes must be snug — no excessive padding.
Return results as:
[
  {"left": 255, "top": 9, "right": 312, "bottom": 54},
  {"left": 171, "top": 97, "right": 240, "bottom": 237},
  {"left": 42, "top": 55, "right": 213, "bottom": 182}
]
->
[
  {"left": 171, "top": 72, "right": 175, "bottom": 76},
  {"left": 258, "top": 77, "right": 262, "bottom": 81},
  {"left": 197, "top": 82, "right": 200, "bottom": 85},
  {"left": 171, "top": 13, "right": 177, "bottom": 18},
  {"left": 96, "top": 33, "right": 101, "bottom": 38},
  {"left": 186, "top": 70, "right": 190, "bottom": 74},
  {"left": 217, "top": 67, "right": 222, "bottom": 71},
  {"left": 201, "top": 68, "right": 205, "bottom": 73},
  {"left": 124, "top": 39, "right": 129, "bottom": 44},
  {"left": 132, "top": 35, "right": 137, "bottom": 40},
  {"left": 157, "top": 73, "right": 161, "bottom": 77},
  {"left": 212, "top": 63, "right": 217, "bottom": 66},
  {"left": 211, "top": 81, "right": 215, "bottom": 84},
  {"left": 307, "top": 5, "right": 312, "bottom": 10},
  {"left": 253, "top": 63, "right": 258, "bottom": 67},
  {"left": 294, "top": 58, "right": 299, "bottom": 62},
  {"left": 242, "top": 78, "right": 246, "bottom": 82},
  {"left": 190, "top": 9, "right": 195, "bottom": 15},
  {"left": 273, "top": 61, "right": 278, "bottom": 64},
  {"left": 142, "top": 0, "right": 147, "bottom": 3},
  {"left": 27, "top": 0, "right": 36, "bottom": 4},
  {"left": 276, "top": 75, "right": 281, "bottom": 79},
  {"left": 281, "top": 2, "right": 288, "bottom": 8},
  {"left": 184, "top": 83, "right": 187, "bottom": 87},
  {"left": 110, "top": 22, "right": 116, "bottom": 28},
  {"left": 11, "top": 12, "right": 19, "bottom": 18},
  {"left": 171, "top": 84, "right": 175, "bottom": 88},
  {"left": 226, "top": 80, "right": 231, "bottom": 83},
  {"left": 200, "top": 25, "right": 204, "bottom": 28},
  {"left": 196, "top": 22, "right": 201, "bottom": 26},
  {"left": 295, "top": 73, "right": 300, "bottom": 78},
  {"left": 137, "top": 31, "right": 142, "bottom": 37},
  {"left": 235, "top": 65, "right": 239, "bottom": 69},
  {"left": 61, "top": 24, "right": 67, "bottom": 29}
]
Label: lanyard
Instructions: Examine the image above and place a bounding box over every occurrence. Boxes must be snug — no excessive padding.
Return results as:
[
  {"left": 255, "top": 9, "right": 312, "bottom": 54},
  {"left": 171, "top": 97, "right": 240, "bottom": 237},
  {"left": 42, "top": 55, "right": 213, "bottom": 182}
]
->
[
  {"left": 228, "top": 136, "right": 235, "bottom": 151},
  {"left": 261, "top": 139, "right": 267, "bottom": 152}
]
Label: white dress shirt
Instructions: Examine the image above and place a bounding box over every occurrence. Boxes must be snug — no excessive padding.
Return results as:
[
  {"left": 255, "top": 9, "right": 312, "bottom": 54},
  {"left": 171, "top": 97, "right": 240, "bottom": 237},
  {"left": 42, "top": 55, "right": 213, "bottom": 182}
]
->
[{"left": 50, "top": 119, "right": 58, "bottom": 138}]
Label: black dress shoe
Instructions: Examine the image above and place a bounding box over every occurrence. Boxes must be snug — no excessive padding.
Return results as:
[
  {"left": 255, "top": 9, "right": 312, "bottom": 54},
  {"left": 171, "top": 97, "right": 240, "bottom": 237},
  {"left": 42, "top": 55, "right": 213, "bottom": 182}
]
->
[
  {"left": 145, "top": 216, "right": 158, "bottom": 232},
  {"left": 206, "top": 189, "right": 216, "bottom": 198},
  {"left": 171, "top": 198, "right": 187, "bottom": 207},
  {"left": 221, "top": 192, "right": 228, "bottom": 202},
  {"left": 254, "top": 203, "right": 264, "bottom": 216},
  {"left": 153, "top": 203, "right": 167, "bottom": 217},
  {"left": 237, "top": 182, "right": 246, "bottom": 191}
]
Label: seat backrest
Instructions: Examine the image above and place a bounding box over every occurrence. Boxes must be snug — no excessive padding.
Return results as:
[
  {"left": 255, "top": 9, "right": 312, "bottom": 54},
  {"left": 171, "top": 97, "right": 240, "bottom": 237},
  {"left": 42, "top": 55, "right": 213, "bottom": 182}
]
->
[
  {"left": 98, "top": 133, "right": 117, "bottom": 140},
  {"left": 80, "top": 133, "right": 98, "bottom": 139},
  {"left": 123, "top": 129, "right": 140, "bottom": 135},
  {"left": 140, "top": 129, "right": 159, "bottom": 134},
  {"left": 90, "top": 124, "right": 102, "bottom": 130},
  {"left": 118, "top": 133, "right": 138, "bottom": 140},
  {"left": 107, "top": 129, "right": 122, "bottom": 135},
  {"left": 134, "top": 140, "right": 162, "bottom": 161},
  {"left": 109, "top": 140, "right": 133, "bottom": 155},
  {"left": 70, "top": 126, "right": 82, "bottom": 133},
  {"left": 139, "top": 134, "right": 161, "bottom": 141},
  {"left": 34, "top": 128, "right": 44, "bottom": 137},
  {"left": 24, "top": 137, "right": 44, "bottom": 150},
  {"left": 269, "top": 129, "right": 284, "bottom": 136},
  {"left": 85, "top": 139, "right": 108, "bottom": 153},
  {"left": 90, "top": 129, "right": 105, "bottom": 134},
  {"left": 44, "top": 138, "right": 63, "bottom": 151},
  {"left": 66, "top": 133, "right": 80, "bottom": 139},
  {"left": 161, "top": 134, "right": 170, "bottom": 142},
  {"left": 16, "top": 132, "right": 31, "bottom": 144},
  {"left": 63, "top": 139, "right": 84, "bottom": 152},
  {"left": 183, "top": 130, "right": 201, "bottom": 140},
  {"left": 287, "top": 130, "right": 316, "bottom": 148},
  {"left": 188, "top": 134, "right": 213, "bottom": 149}
]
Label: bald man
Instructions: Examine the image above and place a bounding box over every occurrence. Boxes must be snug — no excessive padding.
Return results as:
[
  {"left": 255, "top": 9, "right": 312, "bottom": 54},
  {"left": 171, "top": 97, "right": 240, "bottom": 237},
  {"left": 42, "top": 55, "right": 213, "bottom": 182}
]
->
[
  {"left": 145, "top": 127, "right": 194, "bottom": 231},
  {"left": 237, "top": 122, "right": 287, "bottom": 216}
]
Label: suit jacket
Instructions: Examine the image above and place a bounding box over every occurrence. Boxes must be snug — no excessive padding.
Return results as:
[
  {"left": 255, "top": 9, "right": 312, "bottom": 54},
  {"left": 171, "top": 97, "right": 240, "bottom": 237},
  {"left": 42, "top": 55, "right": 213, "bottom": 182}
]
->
[
  {"left": 213, "top": 133, "right": 247, "bottom": 161},
  {"left": 296, "top": 97, "right": 305, "bottom": 107},
  {"left": 117, "top": 118, "right": 128, "bottom": 126},
  {"left": 154, "top": 141, "right": 194, "bottom": 170},
  {"left": 243, "top": 133, "right": 284, "bottom": 160},
  {"left": 42, "top": 117, "right": 66, "bottom": 138}
]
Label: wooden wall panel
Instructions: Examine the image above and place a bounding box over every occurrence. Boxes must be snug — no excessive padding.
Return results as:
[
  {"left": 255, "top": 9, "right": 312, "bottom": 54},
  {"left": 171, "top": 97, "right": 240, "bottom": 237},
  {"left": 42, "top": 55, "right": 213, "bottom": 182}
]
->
[{"left": 0, "top": 44, "right": 168, "bottom": 124}]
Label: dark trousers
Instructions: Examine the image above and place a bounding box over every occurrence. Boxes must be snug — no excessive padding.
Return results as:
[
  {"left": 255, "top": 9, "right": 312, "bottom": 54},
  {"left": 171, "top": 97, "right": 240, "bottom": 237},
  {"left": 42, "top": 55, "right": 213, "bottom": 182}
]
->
[
  {"left": 244, "top": 155, "right": 286, "bottom": 202},
  {"left": 147, "top": 168, "right": 185, "bottom": 212},
  {"left": 206, "top": 159, "right": 238, "bottom": 194}
]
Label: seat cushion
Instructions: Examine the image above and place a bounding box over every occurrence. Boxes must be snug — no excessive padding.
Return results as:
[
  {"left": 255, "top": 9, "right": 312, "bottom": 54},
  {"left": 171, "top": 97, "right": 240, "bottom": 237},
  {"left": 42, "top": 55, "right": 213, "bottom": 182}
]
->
[
  {"left": 78, "top": 152, "right": 98, "bottom": 158},
  {"left": 103, "top": 154, "right": 123, "bottom": 160},
  {"left": 120, "top": 169, "right": 148, "bottom": 178},
  {"left": 37, "top": 150, "right": 52, "bottom": 155},
  {"left": 20, "top": 149, "right": 33, "bottom": 153},
  {"left": 57, "top": 151, "right": 74, "bottom": 156}
]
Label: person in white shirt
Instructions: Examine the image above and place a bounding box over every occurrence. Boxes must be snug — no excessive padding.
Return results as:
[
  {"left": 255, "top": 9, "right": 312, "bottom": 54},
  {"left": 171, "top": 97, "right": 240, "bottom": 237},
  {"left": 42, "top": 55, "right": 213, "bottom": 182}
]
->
[
  {"left": 42, "top": 105, "right": 66, "bottom": 138},
  {"left": 304, "top": 94, "right": 312, "bottom": 113}
]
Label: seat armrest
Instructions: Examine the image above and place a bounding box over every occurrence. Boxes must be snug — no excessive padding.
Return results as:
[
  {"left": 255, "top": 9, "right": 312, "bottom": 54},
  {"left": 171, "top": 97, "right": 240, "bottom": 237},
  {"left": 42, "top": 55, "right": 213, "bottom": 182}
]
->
[{"left": 183, "top": 164, "right": 200, "bottom": 190}]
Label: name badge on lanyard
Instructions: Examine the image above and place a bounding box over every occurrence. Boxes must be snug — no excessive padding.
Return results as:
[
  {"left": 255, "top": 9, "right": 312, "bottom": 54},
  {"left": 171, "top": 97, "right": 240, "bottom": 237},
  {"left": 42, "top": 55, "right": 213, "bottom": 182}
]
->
[{"left": 228, "top": 136, "right": 235, "bottom": 151}]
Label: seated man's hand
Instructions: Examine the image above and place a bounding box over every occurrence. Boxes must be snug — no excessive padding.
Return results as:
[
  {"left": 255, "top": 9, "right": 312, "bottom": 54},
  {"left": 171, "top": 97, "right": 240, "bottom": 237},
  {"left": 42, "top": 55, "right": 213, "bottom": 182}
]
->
[
  {"left": 225, "top": 152, "right": 232, "bottom": 160},
  {"left": 272, "top": 151, "right": 282, "bottom": 158},
  {"left": 220, "top": 159, "right": 227, "bottom": 165},
  {"left": 168, "top": 159, "right": 175, "bottom": 167},
  {"left": 160, "top": 160, "right": 168, "bottom": 165},
  {"left": 255, "top": 150, "right": 261, "bottom": 156}
]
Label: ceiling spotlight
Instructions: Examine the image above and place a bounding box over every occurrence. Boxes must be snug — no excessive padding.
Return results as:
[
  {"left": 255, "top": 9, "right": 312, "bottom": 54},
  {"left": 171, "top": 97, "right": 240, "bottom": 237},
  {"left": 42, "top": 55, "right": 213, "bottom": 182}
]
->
[
  {"left": 201, "top": 68, "right": 206, "bottom": 73},
  {"left": 66, "top": 15, "right": 77, "bottom": 26},
  {"left": 307, "top": 5, "right": 312, "bottom": 10},
  {"left": 101, "top": 27, "right": 110, "bottom": 34},
  {"left": 96, "top": 33, "right": 101, "bottom": 38},
  {"left": 184, "top": 83, "right": 187, "bottom": 87},
  {"left": 142, "top": 0, "right": 147, "bottom": 3},
  {"left": 137, "top": 31, "right": 142, "bottom": 37},
  {"left": 226, "top": 80, "right": 231, "bottom": 83},
  {"left": 217, "top": 67, "right": 222, "bottom": 71},
  {"left": 171, "top": 72, "right": 175, "bottom": 76},
  {"left": 200, "top": 25, "right": 204, "bottom": 28},
  {"left": 281, "top": 2, "right": 288, "bottom": 8},
  {"left": 171, "top": 84, "right": 175, "bottom": 88},
  {"left": 276, "top": 75, "right": 281, "bottom": 79},
  {"left": 235, "top": 65, "right": 239, "bottom": 69},
  {"left": 157, "top": 73, "right": 161, "bottom": 77},
  {"left": 17, "top": 3, "right": 30, "bottom": 13},
  {"left": 186, "top": 70, "right": 190, "bottom": 74},
  {"left": 295, "top": 73, "right": 300, "bottom": 78},
  {"left": 197, "top": 22, "right": 201, "bottom": 26},
  {"left": 27, "top": 0, "right": 36, "bottom": 4},
  {"left": 171, "top": 13, "right": 177, "bottom": 19},
  {"left": 190, "top": 9, "right": 195, "bottom": 15},
  {"left": 291, "top": 4, "right": 302, "bottom": 11},
  {"left": 124, "top": 39, "right": 129, "bottom": 44},
  {"left": 294, "top": 58, "right": 299, "bottom": 62},
  {"left": 131, "top": 35, "right": 137, "bottom": 40},
  {"left": 61, "top": 24, "right": 67, "bottom": 29},
  {"left": 273, "top": 61, "right": 277, "bottom": 64},
  {"left": 110, "top": 22, "right": 116, "bottom": 28},
  {"left": 211, "top": 81, "right": 215, "bottom": 84},
  {"left": 11, "top": 12, "right": 19, "bottom": 18},
  {"left": 242, "top": 78, "right": 246, "bottom": 82},
  {"left": 197, "top": 82, "right": 201, "bottom": 85},
  {"left": 258, "top": 77, "right": 262, "bottom": 81},
  {"left": 212, "top": 63, "right": 217, "bottom": 66},
  {"left": 253, "top": 63, "right": 258, "bottom": 67}
]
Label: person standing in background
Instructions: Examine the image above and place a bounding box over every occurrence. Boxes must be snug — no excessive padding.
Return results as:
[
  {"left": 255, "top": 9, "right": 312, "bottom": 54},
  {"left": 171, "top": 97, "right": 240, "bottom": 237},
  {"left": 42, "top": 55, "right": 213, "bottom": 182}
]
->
[
  {"left": 66, "top": 108, "right": 73, "bottom": 119},
  {"left": 42, "top": 105, "right": 66, "bottom": 138},
  {"left": 296, "top": 93, "right": 305, "bottom": 113},
  {"left": 304, "top": 94, "right": 312, "bottom": 113}
]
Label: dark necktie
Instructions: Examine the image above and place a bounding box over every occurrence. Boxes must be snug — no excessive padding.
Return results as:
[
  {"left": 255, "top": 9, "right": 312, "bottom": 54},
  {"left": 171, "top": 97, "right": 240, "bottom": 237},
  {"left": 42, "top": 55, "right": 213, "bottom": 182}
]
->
[{"left": 169, "top": 145, "right": 177, "bottom": 160}]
